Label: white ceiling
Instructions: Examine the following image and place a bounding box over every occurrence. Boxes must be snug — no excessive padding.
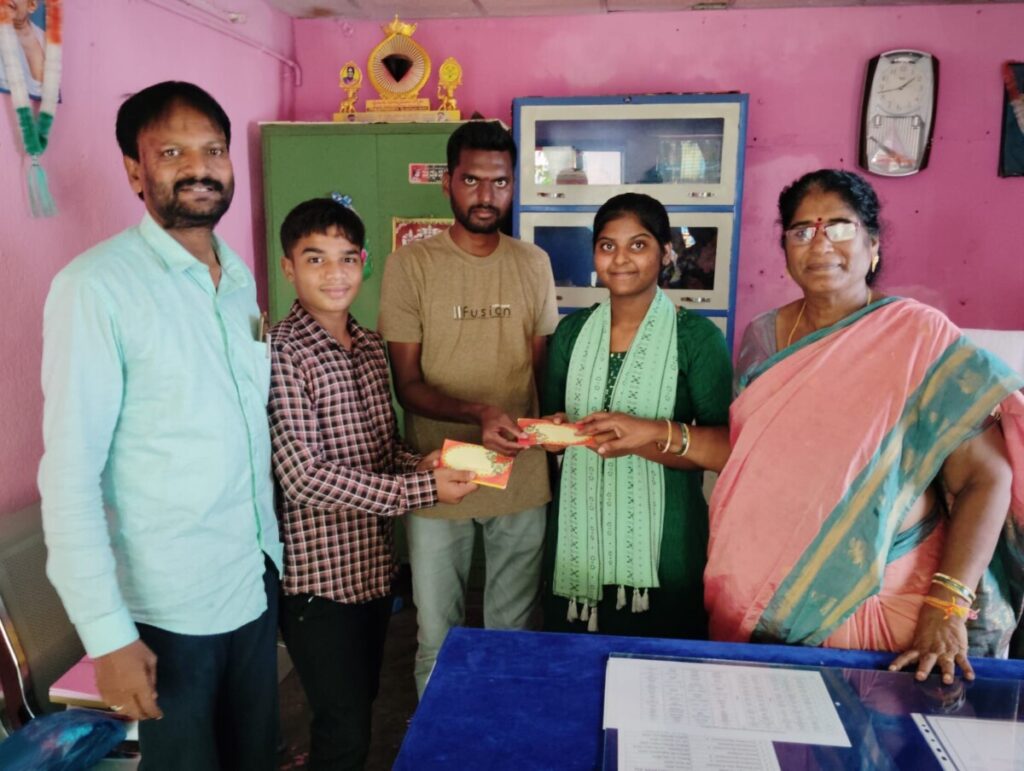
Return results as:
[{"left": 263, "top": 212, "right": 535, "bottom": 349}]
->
[{"left": 264, "top": 0, "right": 1017, "bottom": 19}]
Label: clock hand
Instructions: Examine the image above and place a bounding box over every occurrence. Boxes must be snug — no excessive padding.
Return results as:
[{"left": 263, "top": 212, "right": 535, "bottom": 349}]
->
[{"left": 878, "top": 76, "right": 919, "bottom": 94}]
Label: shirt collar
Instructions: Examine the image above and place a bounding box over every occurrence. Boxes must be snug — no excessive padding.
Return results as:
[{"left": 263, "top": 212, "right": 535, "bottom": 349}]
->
[
  {"left": 138, "top": 212, "right": 251, "bottom": 294},
  {"left": 289, "top": 301, "right": 369, "bottom": 351}
]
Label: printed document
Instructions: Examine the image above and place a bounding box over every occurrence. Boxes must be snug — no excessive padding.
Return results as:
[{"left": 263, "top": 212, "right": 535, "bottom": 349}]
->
[{"left": 913, "top": 714, "right": 1023, "bottom": 771}]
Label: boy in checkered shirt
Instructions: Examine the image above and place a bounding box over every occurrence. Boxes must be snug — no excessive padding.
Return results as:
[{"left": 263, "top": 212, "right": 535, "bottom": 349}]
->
[{"left": 268, "top": 198, "right": 476, "bottom": 769}]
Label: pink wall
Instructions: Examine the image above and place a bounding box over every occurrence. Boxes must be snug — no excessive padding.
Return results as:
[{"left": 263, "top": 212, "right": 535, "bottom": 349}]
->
[
  {"left": 2, "top": 3, "right": 1022, "bottom": 514},
  {"left": 0, "top": 0, "right": 294, "bottom": 513},
  {"left": 293, "top": 5, "right": 1024, "bottom": 338}
]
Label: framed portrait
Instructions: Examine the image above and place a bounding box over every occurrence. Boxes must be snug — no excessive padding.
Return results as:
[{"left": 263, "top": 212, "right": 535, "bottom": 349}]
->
[
  {"left": 999, "top": 62, "right": 1024, "bottom": 178},
  {"left": 392, "top": 217, "right": 453, "bottom": 251},
  {"left": 0, "top": 1, "right": 48, "bottom": 101}
]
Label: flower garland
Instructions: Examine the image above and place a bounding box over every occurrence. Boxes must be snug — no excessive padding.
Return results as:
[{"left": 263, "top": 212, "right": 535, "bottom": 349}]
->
[{"left": 0, "top": 0, "right": 62, "bottom": 217}]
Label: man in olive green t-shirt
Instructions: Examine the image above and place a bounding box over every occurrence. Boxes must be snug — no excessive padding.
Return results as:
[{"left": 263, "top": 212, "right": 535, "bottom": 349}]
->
[{"left": 379, "top": 121, "right": 558, "bottom": 697}]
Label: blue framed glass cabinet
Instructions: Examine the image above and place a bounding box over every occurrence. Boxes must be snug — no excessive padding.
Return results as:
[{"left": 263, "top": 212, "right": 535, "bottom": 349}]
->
[{"left": 512, "top": 94, "right": 748, "bottom": 346}]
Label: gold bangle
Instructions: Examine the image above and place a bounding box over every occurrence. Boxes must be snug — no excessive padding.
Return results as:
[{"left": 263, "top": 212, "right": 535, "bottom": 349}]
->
[
  {"left": 933, "top": 572, "right": 973, "bottom": 591},
  {"left": 931, "top": 579, "right": 974, "bottom": 604},
  {"left": 674, "top": 422, "right": 691, "bottom": 456},
  {"left": 659, "top": 418, "right": 673, "bottom": 454},
  {"left": 932, "top": 573, "right": 976, "bottom": 603}
]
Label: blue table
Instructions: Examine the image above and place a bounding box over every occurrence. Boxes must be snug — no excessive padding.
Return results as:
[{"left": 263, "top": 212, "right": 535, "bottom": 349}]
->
[{"left": 395, "top": 627, "right": 1024, "bottom": 770}]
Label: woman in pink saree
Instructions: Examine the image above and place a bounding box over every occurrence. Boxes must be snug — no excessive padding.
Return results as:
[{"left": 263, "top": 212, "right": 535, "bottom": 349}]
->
[{"left": 705, "top": 169, "right": 1024, "bottom": 684}]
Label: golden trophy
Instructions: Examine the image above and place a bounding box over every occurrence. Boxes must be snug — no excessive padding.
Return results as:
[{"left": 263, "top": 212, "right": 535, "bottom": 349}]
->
[
  {"left": 437, "top": 57, "right": 462, "bottom": 115},
  {"left": 332, "top": 61, "right": 363, "bottom": 121},
  {"left": 343, "top": 16, "right": 462, "bottom": 123}
]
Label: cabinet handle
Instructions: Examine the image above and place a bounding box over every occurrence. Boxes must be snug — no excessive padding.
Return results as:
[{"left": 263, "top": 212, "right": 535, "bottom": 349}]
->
[
  {"left": 688, "top": 191, "right": 715, "bottom": 198},
  {"left": 537, "top": 192, "right": 566, "bottom": 198},
  {"left": 679, "top": 296, "right": 712, "bottom": 303}
]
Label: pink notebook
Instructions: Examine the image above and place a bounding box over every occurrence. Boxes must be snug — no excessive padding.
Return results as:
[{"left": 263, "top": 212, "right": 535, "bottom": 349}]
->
[{"left": 49, "top": 656, "right": 104, "bottom": 708}]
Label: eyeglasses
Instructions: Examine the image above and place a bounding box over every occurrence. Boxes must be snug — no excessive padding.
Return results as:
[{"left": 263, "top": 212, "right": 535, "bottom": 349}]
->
[{"left": 784, "top": 220, "right": 859, "bottom": 245}]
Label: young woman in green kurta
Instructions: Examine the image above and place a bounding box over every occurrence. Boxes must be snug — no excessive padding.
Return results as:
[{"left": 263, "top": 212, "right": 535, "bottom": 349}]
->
[{"left": 540, "top": 193, "right": 733, "bottom": 639}]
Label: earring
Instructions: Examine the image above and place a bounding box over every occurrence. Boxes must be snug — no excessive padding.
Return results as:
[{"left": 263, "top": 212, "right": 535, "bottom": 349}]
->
[{"left": 870, "top": 253, "right": 879, "bottom": 273}]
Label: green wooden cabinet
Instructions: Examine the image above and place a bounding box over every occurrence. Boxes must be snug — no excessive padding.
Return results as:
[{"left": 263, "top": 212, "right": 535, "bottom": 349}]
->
[{"left": 260, "top": 122, "right": 459, "bottom": 327}]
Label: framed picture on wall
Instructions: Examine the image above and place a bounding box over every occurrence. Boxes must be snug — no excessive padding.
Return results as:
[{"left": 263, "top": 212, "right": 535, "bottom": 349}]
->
[
  {"left": 392, "top": 217, "right": 453, "bottom": 251},
  {"left": 999, "top": 62, "right": 1024, "bottom": 178},
  {"left": 0, "top": 1, "right": 47, "bottom": 101}
]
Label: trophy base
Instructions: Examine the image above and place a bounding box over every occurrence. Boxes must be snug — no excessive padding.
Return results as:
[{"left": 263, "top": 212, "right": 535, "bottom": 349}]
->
[
  {"left": 365, "top": 98, "right": 432, "bottom": 111},
  {"left": 338, "top": 110, "right": 461, "bottom": 124}
]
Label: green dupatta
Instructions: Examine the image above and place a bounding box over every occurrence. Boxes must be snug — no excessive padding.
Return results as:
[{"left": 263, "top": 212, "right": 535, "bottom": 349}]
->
[{"left": 553, "top": 289, "right": 678, "bottom": 630}]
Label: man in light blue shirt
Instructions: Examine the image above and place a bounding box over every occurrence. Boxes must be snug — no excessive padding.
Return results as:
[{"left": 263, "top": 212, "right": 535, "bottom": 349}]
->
[{"left": 38, "top": 81, "right": 282, "bottom": 770}]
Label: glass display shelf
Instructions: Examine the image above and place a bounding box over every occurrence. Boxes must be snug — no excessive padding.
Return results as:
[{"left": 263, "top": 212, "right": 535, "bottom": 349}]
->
[
  {"left": 518, "top": 101, "right": 742, "bottom": 206},
  {"left": 519, "top": 210, "right": 734, "bottom": 312}
]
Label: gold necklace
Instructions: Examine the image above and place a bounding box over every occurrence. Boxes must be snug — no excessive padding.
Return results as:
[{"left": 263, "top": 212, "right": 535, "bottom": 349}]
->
[{"left": 786, "top": 288, "right": 872, "bottom": 348}]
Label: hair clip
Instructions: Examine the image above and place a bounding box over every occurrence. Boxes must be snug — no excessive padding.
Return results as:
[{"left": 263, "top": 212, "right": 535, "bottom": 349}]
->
[{"left": 330, "top": 192, "right": 355, "bottom": 210}]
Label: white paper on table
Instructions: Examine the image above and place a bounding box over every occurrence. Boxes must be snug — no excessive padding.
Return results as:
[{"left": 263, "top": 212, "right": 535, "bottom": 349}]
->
[
  {"left": 616, "top": 729, "right": 782, "bottom": 771},
  {"left": 913, "top": 714, "right": 1024, "bottom": 771},
  {"left": 603, "top": 657, "right": 850, "bottom": 747}
]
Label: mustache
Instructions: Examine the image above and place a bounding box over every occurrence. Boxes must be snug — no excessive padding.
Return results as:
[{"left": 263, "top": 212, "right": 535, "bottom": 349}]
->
[
  {"left": 469, "top": 205, "right": 500, "bottom": 216},
  {"left": 174, "top": 177, "right": 225, "bottom": 194}
]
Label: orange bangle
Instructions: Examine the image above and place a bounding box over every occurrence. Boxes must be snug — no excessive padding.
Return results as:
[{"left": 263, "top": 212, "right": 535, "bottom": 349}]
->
[{"left": 922, "top": 595, "right": 978, "bottom": 621}]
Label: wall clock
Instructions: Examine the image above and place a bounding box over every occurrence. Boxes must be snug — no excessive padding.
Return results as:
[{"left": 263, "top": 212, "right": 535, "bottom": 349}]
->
[{"left": 859, "top": 50, "right": 939, "bottom": 177}]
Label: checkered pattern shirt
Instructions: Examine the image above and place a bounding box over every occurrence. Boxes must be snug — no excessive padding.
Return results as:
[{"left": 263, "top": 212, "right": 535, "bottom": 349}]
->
[{"left": 269, "top": 302, "right": 437, "bottom": 603}]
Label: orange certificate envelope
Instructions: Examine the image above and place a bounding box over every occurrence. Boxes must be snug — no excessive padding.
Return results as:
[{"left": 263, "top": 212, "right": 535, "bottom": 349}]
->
[
  {"left": 440, "top": 440, "right": 514, "bottom": 490},
  {"left": 516, "top": 419, "right": 595, "bottom": 447}
]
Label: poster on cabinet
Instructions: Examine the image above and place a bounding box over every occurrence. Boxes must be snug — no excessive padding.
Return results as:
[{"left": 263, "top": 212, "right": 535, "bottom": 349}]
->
[{"left": 392, "top": 217, "right": 453, "bottom": 251}]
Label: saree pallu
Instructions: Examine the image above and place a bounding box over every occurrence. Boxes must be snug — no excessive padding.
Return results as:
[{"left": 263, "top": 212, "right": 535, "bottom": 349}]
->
[{"left": 705, "top": 297, "right": 1024, "bottom": 655}]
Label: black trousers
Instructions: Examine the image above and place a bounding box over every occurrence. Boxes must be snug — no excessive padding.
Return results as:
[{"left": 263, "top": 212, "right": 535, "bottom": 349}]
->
[
  {"left": 280, "top": 593, "right": 392, "bottom": 771},
  {"left": 137, "top": 558, "right": 280, "bottom": 771}
]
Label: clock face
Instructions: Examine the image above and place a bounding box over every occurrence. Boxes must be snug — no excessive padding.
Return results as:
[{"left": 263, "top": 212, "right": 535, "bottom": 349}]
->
[
  {"left": 860, "top": 50, "right": 938, "bottom": 177},
  {"left": 876, "top": 60, "right": 927, "bottom": 115}
]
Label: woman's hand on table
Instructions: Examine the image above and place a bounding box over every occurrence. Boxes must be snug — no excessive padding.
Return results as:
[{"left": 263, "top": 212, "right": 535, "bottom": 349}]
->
[
  {"left": 890, "top": 421, "right": 1012, "bottom": 684},
  {"left": 579, "top": 412, "right": 662, "bottom": 459},
  {"left": 888, "top": 600, "right": 974, "bottom": 685}
]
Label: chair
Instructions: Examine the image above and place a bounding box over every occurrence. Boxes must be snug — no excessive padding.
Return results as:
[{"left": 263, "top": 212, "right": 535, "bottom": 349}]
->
[
  {"left": 0, "top": 501, "right": 84, "bottom": 731},
  {"left": 0, "top": 500, "right": 292, "bottom": 767},
  {"left": 0, "top": 502, "right": 138, "bottom": 768}
]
